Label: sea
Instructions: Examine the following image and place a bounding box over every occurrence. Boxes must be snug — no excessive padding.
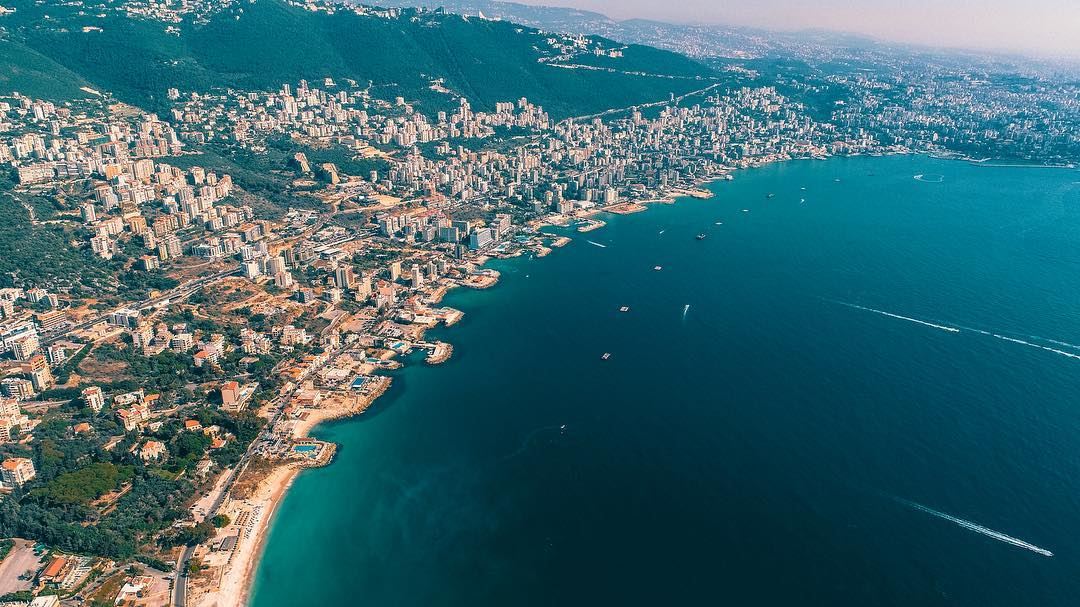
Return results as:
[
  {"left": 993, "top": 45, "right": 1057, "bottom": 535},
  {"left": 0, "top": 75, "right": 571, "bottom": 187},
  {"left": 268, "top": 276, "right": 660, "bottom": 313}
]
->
[{"left": 250, "top": 155, "right": 1080, "bottom": 606}]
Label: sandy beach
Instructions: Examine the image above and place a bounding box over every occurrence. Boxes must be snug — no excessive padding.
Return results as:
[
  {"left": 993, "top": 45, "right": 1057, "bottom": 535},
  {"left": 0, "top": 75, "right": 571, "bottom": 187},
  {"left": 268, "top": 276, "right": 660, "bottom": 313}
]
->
[
  {"left": 190, "top": 378, "right": 390, "bottom": 607},
  {"left": 192, "top": 464, "right": 299, "bottom": 607}
]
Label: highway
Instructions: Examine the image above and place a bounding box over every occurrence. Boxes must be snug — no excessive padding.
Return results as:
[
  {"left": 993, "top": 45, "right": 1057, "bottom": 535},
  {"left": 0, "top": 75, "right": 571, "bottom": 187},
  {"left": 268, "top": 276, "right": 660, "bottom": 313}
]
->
[{"left": 41, "top": 266, "right": 240, "bottom": 347}]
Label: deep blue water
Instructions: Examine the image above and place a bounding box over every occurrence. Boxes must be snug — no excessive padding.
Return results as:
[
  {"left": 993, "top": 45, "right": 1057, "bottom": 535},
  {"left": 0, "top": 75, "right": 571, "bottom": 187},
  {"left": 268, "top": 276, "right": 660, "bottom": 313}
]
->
[{"left": 251, "top": 156, "right": 1080, "bottom": 606}]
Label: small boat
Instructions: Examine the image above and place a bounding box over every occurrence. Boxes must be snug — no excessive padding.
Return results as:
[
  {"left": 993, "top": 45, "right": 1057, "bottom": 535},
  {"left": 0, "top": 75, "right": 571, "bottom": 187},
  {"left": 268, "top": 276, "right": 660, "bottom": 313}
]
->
[
  {"left": 619, "top": 306, "right": 630, "bottom": 312},
  {"left": 653, "top": 265, "right": 663, "bottom": 271},
  {"left": 696, "top": 233, "right": 707, "bottom": 240},
  {"left": 766, "top": 193, "right": 775, "bottom": 199},
  {"left": 601, "top": 353, "right": 612, "bottom": 360}
]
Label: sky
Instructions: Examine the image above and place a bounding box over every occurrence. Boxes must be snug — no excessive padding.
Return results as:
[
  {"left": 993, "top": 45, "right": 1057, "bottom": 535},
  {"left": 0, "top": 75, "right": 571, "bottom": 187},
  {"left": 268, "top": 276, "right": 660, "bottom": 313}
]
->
[{"left": 513, "top": 0, "right": 1080, "bottom": 58}]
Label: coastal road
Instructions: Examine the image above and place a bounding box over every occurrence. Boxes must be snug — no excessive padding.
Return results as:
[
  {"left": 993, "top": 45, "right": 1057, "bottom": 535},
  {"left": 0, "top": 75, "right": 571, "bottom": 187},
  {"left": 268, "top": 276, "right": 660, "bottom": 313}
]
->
[
  {"left": 560, "top": 82, "right": 723, "bottom": 124},
  {"left": 171, "top": 393, "right": 291, "bottom": 607},
  {"left": 171, "top": 451, "right": 252, "bottom": 607},
  {"left": 171, "top": 341, "right": 353, "bottom": 606}
]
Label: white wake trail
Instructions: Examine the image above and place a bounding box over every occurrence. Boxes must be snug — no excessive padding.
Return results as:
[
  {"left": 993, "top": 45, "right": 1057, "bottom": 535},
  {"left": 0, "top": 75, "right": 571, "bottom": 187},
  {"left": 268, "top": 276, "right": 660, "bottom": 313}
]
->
[
  {"left": 947, "top": 324, "right": 1080, "bottom": 364},
  {"left": 587, "top": 240, "right": 607, "bottom": 248},
  {"left": 992, "top": 334, "right": 1080, "bottom": 361},
  {"left": 895, "top": 498, "right": 1053, "bottom": 557},
  {"left": 830, "top": 301, "right": 960, "bottom": 333}
]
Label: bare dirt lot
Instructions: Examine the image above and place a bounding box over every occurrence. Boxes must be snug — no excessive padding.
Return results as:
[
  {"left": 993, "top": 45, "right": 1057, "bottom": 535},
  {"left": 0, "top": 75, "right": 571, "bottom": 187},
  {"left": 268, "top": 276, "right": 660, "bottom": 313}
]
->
[{"left": 0, "top": 539, "right": 44, "bottom": 595}]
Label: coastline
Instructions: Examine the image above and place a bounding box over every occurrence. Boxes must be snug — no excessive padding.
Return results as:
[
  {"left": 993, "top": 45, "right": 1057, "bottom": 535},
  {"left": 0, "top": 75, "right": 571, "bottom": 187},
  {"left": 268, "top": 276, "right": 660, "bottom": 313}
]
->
[
  {"left": 203, "top": 150, "right": 919, "bottom": 607},
  {"left": 232, "top": 155, "right": 1080, "bottom": 606},
  {"left": 192, "top": 379, "right": 390, "bottom": 607},
  {"left": 197, "top": 464, "right": 299, "bottom": 607}
]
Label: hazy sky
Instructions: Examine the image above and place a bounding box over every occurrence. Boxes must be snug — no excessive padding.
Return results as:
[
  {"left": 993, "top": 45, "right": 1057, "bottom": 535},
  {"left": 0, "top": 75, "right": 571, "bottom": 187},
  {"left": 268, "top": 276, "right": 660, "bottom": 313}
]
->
[{"left": 514, "top": 0, "right": 1080, "bottom": 58}]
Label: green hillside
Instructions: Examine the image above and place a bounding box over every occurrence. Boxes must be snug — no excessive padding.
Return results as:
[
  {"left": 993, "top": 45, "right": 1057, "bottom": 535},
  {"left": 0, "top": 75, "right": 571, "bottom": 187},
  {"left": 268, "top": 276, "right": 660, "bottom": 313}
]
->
[
  {"left": 0, "top": 38, "right": 95, "bottom": 100},
  {"left": 1, "top": 0, "right": 718, "bottom": 118}
]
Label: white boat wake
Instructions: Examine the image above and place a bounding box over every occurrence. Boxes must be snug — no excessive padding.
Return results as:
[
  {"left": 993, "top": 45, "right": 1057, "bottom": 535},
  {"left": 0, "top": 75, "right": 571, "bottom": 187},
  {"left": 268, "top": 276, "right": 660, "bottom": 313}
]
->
[
  {"left": 958, "top": 326, "right": 1080, "bottom": 362},
  {"left": 894, "top": 497, "right": 1053, "bottom": 557},
  {"left": 992, "top": 334, "right": 1080, "bottom": 361},
  {"left": 829, "top": 300, "right": 960, "bottom": 333},
  {"left": 682, "top": 304, "right": 691, "bottom": 320},
  {"left": 827, "top": 299, "right": 1080, "bottom": 362},
  {"left": 587, "top": 240, "right": 607, "bottom": 248}
]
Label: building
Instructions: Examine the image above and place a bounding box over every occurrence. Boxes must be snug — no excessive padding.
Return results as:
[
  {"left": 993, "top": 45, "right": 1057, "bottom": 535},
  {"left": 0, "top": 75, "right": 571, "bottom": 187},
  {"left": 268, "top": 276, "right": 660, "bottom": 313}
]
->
[
  {"left": 26, "top": 354, "right": 53, "bottom": 391},
  {"left": 0, "top": 377, "right": 35, "bottom": 400},
  {"left": 170, "top": 333, "right": 194, "bottom": 352},
  {"left": 1, "top": 457, "right": 36, "bottom": 487},
  {"left": 137, "top": 440, "right": 167, "bottom": 462},
  {"left": 45, "top": 344, "right": 67, "bottom": 366},
  {"left": 469, "top": 227, "right": 496, "bottom": 250},
  {"left": 108, "top": 308, "right": 141, "bottom": 329},
  {"left": 81, "top": 203, "right": 98, "bottom": 224},
  {"left": 116, "top": 403, "right": 150, "bottom": 432},
  {"left": 9, "top": 333, "right": 40, "bottom": 362},
  {"left": 35, "top": 309, "right": 67, "bottom": 332},
  {"left": 193, "top": 348, "right": 220, "bottom": 368},
  {"left": 220, "top": 381, "right": 240, "bottom": 409},
  {"left": 81, "top": 386, "right": 105, "bottom": 412},
  {"left": 39, "top": 556, "right": 74, "bottom": 588},
  {"left": 335, "top": 265, "right": 354, "bottom": 290}
]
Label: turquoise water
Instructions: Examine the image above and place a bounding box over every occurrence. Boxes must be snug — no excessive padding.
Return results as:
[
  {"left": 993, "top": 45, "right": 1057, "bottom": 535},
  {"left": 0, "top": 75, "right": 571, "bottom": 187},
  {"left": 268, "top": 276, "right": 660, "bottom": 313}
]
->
[{"left": 251, "top": 156, "right": 1080, "bottom": 606}]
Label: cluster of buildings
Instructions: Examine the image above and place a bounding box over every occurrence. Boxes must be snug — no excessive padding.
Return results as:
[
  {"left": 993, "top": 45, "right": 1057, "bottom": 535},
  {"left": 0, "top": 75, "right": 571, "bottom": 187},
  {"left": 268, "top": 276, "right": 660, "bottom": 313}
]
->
[
  {"left": 0, "top": 93, "right": 260, "bottom": 270},
  {"left": 829, "top": 67, "right": 1080, "bottom": 162},
  {"left": 168, "top": 80, "right": 551, "bottom": 151},
  {"left": 0, "top": 288, "right": 80, "bottom": 404}
]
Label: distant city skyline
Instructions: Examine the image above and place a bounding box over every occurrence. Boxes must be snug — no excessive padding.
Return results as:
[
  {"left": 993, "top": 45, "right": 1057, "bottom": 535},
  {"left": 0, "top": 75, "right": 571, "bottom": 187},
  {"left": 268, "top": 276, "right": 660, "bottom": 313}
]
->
[{"left": 512, "top": 0, "right": 1080, "bottom": 58}]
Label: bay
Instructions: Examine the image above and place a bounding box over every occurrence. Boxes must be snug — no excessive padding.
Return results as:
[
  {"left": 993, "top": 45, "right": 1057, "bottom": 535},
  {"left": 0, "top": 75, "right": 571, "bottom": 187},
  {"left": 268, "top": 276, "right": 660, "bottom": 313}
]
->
[{"left": 251, "top": 155, "right": 1080, "bottom": 606}]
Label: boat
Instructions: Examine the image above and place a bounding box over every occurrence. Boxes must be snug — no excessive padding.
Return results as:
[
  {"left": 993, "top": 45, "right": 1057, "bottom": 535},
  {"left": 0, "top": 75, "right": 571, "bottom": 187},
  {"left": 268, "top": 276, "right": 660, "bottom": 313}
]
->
[
  {"left": 766, "top": 193, "right": 775, "bottom": 198},
  {"left": 619, "top": 306, "right": 630, "bottom": 312},
  {"left": 601, "top": 353, "right": 612, "bottom": 360},
  {"left": 654, "top": 265, "right": 663, "bottom": 271},
  {"left": 696, "top": 233, "right": 707, "bottom": 240}
]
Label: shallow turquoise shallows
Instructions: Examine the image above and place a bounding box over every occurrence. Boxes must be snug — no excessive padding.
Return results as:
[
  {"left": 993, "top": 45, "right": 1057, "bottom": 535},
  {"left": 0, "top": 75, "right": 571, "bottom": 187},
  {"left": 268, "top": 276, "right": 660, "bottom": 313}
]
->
[{"left": 251, "top": 156, "right": 1080, "bottom": 606}]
